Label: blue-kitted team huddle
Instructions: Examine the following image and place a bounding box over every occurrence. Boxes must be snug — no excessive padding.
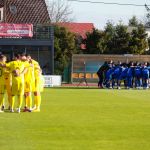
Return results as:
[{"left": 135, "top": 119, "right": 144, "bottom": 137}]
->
[{"left": 97, "top": 60, "right": 150, "bottom": 89}]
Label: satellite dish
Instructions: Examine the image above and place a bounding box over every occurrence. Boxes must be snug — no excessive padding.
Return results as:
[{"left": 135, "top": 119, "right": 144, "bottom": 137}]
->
[{"left": 9, "top": 5, "right": 17, "bottom": 15}]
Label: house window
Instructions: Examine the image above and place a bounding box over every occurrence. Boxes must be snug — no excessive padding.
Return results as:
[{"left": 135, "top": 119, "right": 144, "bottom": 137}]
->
[{"left": 0, "top": 8, "right": 3, "bottom": 22}]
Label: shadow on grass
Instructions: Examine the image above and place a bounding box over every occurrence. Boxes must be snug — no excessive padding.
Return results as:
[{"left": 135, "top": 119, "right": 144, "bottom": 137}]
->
[
  {"left": 45, "top": 86, "right": 99, "bottom": 89},
  {"left": 44, "top": 87, "right": 149, "bottom": 90}
]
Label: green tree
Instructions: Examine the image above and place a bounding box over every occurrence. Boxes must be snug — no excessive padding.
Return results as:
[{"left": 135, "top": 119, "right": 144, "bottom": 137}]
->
[
  {"left": 84, "top": 28, "right": 106, "bottom": 54},
  {"left": 113, "top": 23, "right": 130, "bottom": 54},
  {"left": 147, "top": 38, "right": 150, "bottom": 53},
  {"left": 82, "top": 19, "right": 148, "bottom": 55},
  {"left": 104, "top": 23, "right": 130, "bottom": 54},
  {"left": 128, "top": 16, "right": 139, "bottom": 27},
  {"left": 84, "top": 23, "right": 130, "bottom": 54},
  {"left": 104, "top": 21, "right": 115, "bottom": 53},
  {"left": 129, "top": 24, "right": 148, "bottom": 54},
  {"left": 54, "top": 25, "right": 77, "bottom": 75},
  {"left": 75, "top": 35, "right": 84, "bottom": 53}
]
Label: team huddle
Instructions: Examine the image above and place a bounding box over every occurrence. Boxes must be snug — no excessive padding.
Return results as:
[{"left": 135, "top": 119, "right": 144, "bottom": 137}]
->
[
  {"left": 97, "top": 61, "right": 150, "bottom": 89},
  {"left": 0, "top": 53, "right": 44, "bottom": 113}
]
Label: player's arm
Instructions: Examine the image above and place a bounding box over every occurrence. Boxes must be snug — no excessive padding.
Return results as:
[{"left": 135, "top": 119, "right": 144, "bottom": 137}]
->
[
  {"left": 20, "top": 63, "right": 29, "bottom": 75},
  {"left": 35, "top": 65, "right": 42, "bottom": 75},
  {"left": 21, "top": 68, "right": 28, "bottom": 75},
  {"left": 13, "top": 62, "right": 29, "bottom": 77},
  {"left": 13, "top": 67, "right": 28, "bottom": 77}
]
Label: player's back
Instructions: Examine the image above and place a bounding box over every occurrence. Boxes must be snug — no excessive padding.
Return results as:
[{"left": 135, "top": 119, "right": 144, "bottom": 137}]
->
[
  {"left": 32, "top": 60, "right": 41, "bottom": 79},
  {"left": 134, "top": 66, "right": 142, "bottom": 77},
  {"left": 127, "top": 67, "right": 134, "bottom": 77},
  {"left": 120, "top": 67, "right": 128, "bottom": 77},
  {"left": 142, "top": 67, "right": 149, "bottom": 75},
  {"left": 23, "top": 61, "right": 34, "bottom": 82}
]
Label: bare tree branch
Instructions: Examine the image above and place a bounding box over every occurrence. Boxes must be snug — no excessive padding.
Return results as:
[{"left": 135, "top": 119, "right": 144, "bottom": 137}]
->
[{"left": 46, "top": 0, "right": 74, "bottom": 23}]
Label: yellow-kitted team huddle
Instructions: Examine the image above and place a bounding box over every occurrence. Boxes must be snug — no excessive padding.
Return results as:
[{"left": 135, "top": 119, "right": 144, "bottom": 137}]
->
[{"left": 0, "top": 53, "right": 44, "bottom": 113}]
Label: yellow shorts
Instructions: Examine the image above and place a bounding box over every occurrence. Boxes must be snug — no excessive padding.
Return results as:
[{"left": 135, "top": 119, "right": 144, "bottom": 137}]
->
[
  {"left": 34, "top": 77, "right": 44, "bottom": 92},
  {"left": 4, "top": 78, "right": 11, "bottom": 84},
  {"left": 12, "top": 81, "right": 24, "bottom": 95},
  {"left": 24, "top": 81, "right": 35, "bottom": 93},
  {"left": 34, "top": 79, "right": 40, "bottom": 92},
  {"left": 5, "top": 83, "right": 11, "bottom": 95},
  {"left": 0, "top": 84, "right": 6, "bottom": 94}
]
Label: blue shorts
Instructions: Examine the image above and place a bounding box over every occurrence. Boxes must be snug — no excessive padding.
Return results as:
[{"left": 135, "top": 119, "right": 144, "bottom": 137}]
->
[
  {"left": 142, "top": 75, "right": 149, "bottom": 79},
  {"left": 119, "top": 75, "right": 126, "bottom": 80},
  {"left": 106, "top": 75, "right": 112, "bottom": 80},
  {"left": 113, "top": 74, "right": 120, "bottom": 79},
  {"left": 135, "top": 75, "right": 141, "bottom": 78}
]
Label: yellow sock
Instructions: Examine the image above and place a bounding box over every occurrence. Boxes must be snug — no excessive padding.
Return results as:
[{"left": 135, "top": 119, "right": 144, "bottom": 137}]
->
[
  {"left": 18, "top": 95, "right": 23, "bottom": 109},
  {"left": 27, "top": 95, "right": 32, "bottom": 110},
  {"left": 33, "top": 96, "right": 37, "bottom": 108},
  {"left": 11, "top": 96, "right": 15, "bottom": 110},
  {"left": 8, "top": 94, "right": 11, "bottom": 107},
  {"left": 35, "top": 95, "right": 41, "bottom": 110},
  {"left": 0, "top": 94, "right": 4, "bottom": 108}
]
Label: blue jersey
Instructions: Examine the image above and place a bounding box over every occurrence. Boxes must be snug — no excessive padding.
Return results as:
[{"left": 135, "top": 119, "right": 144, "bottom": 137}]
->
[
  {"left": 106, "top": 68, "right": 114, "bottom": 80},
  {"left": 127, "top": 67, "right": 134, "bottom": 77},
  {"left": 134, "top": 66, "right": 142, "bottom": 77},
  {"left": 119, "top": 67, "right": 128, "bottom": 79},
  {"left": 113, "top": 66, "right": 122, "bottom": 78},
  {"left": 142, "top": 67, "right": 149, "bottom": 77},
  {"left": 119, "top": 67, "right": 127, "bottom": 78}
]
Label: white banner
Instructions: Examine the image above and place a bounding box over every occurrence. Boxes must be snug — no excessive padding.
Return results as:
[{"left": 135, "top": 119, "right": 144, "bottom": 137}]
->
[{"left": 44, "top": 75, "right": 61, "bottom": 87}]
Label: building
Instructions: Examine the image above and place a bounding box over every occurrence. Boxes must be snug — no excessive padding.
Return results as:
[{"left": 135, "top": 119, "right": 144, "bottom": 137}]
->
[
  {"left": 1, "top": 0, "right": 50, "bottom": 24},
  {"left": 57, "top": 22, "right": 94, "bottom": 38},
  {"left": 57, "top": 22, "right": 94, "bottom": 49},
  {"left": 145, "top": 27, "right": 150, "bottom": 38},
  {"left": 127, "top": 26, "right": 150, "bottom": 38},
  {"left": 0, "top": 0, "right": 54, "bottom": 74}
]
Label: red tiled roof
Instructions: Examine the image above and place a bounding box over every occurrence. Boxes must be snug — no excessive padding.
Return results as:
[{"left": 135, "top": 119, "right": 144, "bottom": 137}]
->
[
  {"left": 57, "top": 22, "right": 94, "bottom": 39},
  {"left": 4, "top": 0, "right": 50, "bottom": 24},
  {"left": 57, "top": 22, "right": 94, "bottom": 50}
]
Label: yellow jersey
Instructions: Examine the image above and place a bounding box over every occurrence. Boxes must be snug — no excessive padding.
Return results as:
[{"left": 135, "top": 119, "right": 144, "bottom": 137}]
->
[
  {"left": 24, "top": 61, "right": 35, "bottom": 82},
  {"left": 28, "top": 59, "right": 41, "bottom": 80},
  {"left": 4, "top": 66, "right": 12, "bottom": 85},
  {"left": 0, "top": 62, "right": 6, "bottom": 83},
  {"left": 33, "top": 61, "right": 41, "bottom": 80},
  {"left": 4, "top": 67, "right": 11, "bottom": 79},
  {"left": 7, "top": 60, "right": 27, "bottom": 82}
]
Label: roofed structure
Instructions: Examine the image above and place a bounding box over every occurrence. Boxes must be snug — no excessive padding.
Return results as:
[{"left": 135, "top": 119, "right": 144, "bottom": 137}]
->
[
  {"left": 1, "top": 0, "right": 50, "bottom": 24},
  {"left": 57, "top": 22, "right": 94, "bottom": 49},
  {"left": 57, "top": 22, "right": 94, "bottom": 39}
]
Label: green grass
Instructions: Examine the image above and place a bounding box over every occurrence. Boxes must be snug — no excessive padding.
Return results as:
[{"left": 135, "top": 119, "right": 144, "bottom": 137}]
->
[{"left": 1, "top": 88, "right": 150, "bottom": 150}]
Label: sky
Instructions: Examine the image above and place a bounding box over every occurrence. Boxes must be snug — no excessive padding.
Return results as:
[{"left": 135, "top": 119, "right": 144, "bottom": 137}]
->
[{"left": 48, "top": 0, "right": 150, "bottom": 29}]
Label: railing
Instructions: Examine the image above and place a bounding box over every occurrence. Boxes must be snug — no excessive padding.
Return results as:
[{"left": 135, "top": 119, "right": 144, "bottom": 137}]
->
[
  {"left": 0, "top": 25, "right": 54, "bottom": 40},
  {"left": 33, "top": 25, "right": 54, "bottom": 40}
]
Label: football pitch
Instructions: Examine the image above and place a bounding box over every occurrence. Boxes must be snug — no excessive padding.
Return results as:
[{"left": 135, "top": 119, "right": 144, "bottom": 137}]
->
[{"left": 1, "top": 88, "right": 150, "bottom": 150}]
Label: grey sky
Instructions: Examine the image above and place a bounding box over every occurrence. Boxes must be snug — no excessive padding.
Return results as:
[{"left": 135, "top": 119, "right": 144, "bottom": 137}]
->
[{"left": 67, "top": 0, "right": 150, "bottom": 29}]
